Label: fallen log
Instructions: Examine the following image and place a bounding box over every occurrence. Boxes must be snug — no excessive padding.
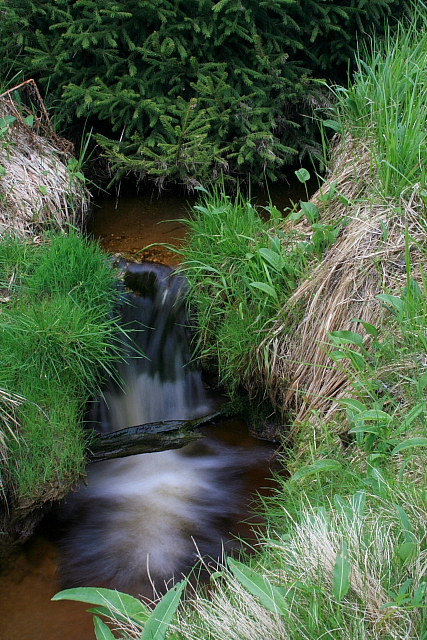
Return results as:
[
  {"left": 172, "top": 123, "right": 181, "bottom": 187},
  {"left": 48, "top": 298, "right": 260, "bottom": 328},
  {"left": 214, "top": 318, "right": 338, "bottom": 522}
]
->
[{"left": 87, "top": 410, "right": 225, "bottom": 463}]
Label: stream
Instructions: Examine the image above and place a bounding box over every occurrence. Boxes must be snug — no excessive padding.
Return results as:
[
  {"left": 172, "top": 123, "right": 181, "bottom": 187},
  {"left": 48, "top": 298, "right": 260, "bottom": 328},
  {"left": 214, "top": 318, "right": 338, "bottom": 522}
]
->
[{"left": 0, "top": 180, "right": 306, "bottom": 640}]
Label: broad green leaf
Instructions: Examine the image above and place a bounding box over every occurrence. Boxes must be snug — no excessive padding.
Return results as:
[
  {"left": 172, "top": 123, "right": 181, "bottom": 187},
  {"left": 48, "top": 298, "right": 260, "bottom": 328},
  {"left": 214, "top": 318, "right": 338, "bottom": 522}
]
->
[
  {"left": 338, "top": 195, "right": 350, "bottom": 206},
  {"left": 248, "top": 281, "right": 278, "bottom": 300},
  {"left": 351, "top": 491, "right": 366, "bottom": 518},
  {"left": 333, "top": 541, "right": 351, "bottom": 601},
  {"left": 412, "top": 582, "right": 427, "bottom": 606},
  {"left": 391, "top": 437, "right": 427, "bottom": 456},
  {"left": 271, "top": 235, "right": 282, "bottom": 253},
  {"left": 347, "top": 351, "right": 367, "bottom": 371},
  {"left": 288, "top": 208, "right": 305, "bottom": 222},
  {"left": 329, "top": 330, "right": 364, "bottom": 347},
  {"left": 323, "top": 119, "right": 343, "bottom": 133},
  {"left": 258, "top": 247, "right": 282, "bottom": 270},
  {"left": 52, "top": 587, "right": 149, "bottom": 619},
  {"left": 0, "top": 115, "right": 16, "bottom": 128},
  {"left": 403, "top": 278, "right": 423, "bottom": 302},
  {"left": 290, "top": 459, "right": 342, "bottom": 482},
  {"left": 294, "top": 168, "right": 310, "bottom": 183},
  {"left": 352, "top": 319, "right": 379, "bottom": 338},
  {"left": 141, "top": 579, "right": 187, "bottom": 640},
  {"left": 333, "top": 494, "right": 352, "bottom": 518},
  {"left": 23, "top": 114, "right": 34, "bottom": 127},
  {"left": 300, "top": 200, "right": 318, "bottom": 223},
  {"left": 228, "top": 558, "right": 287, "bottom": 615},
  {"left": 0, "top": 165, "right": 6, "bottom": 176},
  {"left": 94, "top": 616, "right": 115, "bottom": 640},
  {"left": 366, "top": 466, "right": 388, "bottom": 494},
  {"left": 353, "top": 409, "right": 391, "bottom": 423},
  {"left": 397, "top": 541, "right": 417, "bottom": 563},
  {"left": 397, "top": 578, "right": 414, "bottom": 597},
  {"left": 349, "top": 424, "right": 382, "bottom": 435},
  {"left": 330, "top": 349, "right": 348, "bottom": 362},
  {"left": 88, "top": 606, "right": 150, "bottom": 625},
  {"left": 339, "top": 398, "right": 366, "bottom": 413},
  {"left": 396, "top": 402, "right": 426, "bottom": 434},
  {"left": 376, "top": 293, "right": 407, "bottom": 313},
  {"left": 395, "top": 504, "right": 415, "bottom": 543},
  {"left": 38, "top": 185, "right": 48, "bottom": 196}
]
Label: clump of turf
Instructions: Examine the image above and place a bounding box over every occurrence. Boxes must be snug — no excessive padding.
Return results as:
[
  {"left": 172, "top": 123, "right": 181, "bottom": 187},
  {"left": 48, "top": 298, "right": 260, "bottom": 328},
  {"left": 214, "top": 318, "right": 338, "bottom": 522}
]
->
[{"left": 0, "top": 231, "right": 123, "bottom": 504}]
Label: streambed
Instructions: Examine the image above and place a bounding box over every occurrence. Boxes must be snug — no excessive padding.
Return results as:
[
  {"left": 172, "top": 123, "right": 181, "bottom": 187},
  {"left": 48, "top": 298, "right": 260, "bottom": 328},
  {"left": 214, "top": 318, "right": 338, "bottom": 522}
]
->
[{"left": 0, "top": 181, "right": 303, "bottom": 640}]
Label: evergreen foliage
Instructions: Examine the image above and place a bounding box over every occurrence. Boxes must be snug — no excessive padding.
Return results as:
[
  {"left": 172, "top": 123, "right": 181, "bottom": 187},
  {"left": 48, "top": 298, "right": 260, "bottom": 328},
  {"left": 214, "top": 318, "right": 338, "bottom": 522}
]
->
[{"left": 0, "top": 0, "right": 406, "bottom": 185}]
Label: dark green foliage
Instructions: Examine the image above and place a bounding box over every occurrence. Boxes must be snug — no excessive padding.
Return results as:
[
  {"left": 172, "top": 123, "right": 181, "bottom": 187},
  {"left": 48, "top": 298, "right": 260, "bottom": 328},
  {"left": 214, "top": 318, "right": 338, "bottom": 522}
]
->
[{"left": 0, "top": 0, "right": 406, "bottom": 185}]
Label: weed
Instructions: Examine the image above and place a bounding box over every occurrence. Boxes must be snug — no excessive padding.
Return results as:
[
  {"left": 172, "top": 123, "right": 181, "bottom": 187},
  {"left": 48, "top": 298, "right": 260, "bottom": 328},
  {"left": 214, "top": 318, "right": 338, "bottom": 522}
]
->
[{"left": 330, "top": 3, "right": 427, "bottom": 201}]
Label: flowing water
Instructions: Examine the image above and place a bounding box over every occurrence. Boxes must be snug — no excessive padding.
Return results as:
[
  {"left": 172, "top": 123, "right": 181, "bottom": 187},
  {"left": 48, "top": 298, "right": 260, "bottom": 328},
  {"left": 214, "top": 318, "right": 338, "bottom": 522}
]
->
[
  {"left": 0, "top": 185, "right": 289, "bottom": 640},
  {"left": 56, "top": 262, "right": 273, "bottom": 597}
]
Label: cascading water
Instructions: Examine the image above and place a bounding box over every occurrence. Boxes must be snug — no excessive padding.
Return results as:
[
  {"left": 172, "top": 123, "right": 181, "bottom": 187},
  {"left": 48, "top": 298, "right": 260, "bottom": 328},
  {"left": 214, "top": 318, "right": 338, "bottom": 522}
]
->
[
  {"left": 56, "top": 262, "right": 268, "bottom": 596},
  {"left": 87, "top": 262, "right": 213, "bottom": 431}
]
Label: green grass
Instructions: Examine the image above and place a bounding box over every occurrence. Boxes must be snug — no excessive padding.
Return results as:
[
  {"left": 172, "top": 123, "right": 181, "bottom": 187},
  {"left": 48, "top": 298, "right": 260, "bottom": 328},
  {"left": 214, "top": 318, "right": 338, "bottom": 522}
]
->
[
  {"left": 51, "top": 3, "right": 427, "bottom": 637},
  {"left": 167, "top": 9, "right": 427, "bottom": 633},
  {"left": 176, "top": 480, "right": 427, "bottom": 640},
  {"left": 0, "top": 231, "right": 124, "bottom": 500},
  {"left": 178, "top": 186, "right": 332, "bottom": 394},
  {"left": 332, "top": 2, "right": 427, "bottom": 201},
  {"left": 171, "top": 268, "right": 427, "bottom": 639}
]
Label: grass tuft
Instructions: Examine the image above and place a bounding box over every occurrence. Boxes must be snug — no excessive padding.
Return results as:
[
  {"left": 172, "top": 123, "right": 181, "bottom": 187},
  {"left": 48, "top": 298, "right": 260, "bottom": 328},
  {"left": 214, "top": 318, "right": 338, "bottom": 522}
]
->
[{"left": 0, "top": 231, "right": 123, "bottom": 502}]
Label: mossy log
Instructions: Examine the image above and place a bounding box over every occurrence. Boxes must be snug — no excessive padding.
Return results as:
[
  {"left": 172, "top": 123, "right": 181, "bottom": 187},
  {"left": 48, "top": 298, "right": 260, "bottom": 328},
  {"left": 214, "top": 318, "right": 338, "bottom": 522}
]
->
[{"left": 87, "top": 411, "right": 225, "bottom": 463}]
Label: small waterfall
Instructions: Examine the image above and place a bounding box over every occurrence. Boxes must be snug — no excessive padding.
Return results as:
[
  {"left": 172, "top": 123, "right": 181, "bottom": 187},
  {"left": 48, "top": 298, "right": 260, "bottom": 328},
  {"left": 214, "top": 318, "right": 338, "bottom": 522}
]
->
[
  {"left": 88, "top": 261, "right": 212, "bottom": 431},
  {"left": 57, "top": 263, "right": 265, "bottom": 596}
]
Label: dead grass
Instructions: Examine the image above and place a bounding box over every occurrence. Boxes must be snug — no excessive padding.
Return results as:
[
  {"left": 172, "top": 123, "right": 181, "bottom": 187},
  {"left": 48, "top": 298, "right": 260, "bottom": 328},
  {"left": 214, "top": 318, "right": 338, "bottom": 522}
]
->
[
  {"left": 0, "top": 388, "right": 25, "bottom": 498},
  {"left": 254, "top": 134, "right": 427, "bottom": 430},
  {"left": 0, "top": 80, "right": 90, "bottom": 236}
]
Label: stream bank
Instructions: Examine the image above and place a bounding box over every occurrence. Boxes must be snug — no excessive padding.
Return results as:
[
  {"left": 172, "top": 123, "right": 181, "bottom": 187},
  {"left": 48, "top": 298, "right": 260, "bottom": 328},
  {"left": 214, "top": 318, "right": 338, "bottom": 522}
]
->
[{"left": 87, "top": 177, "right": 318, "bottom": 263}]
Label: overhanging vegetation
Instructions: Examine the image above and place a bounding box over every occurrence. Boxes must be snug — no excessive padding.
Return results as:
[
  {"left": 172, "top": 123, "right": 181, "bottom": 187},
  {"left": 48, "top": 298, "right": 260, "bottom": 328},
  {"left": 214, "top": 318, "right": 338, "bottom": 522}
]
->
[{"left": 0, "top": 0, "right": 407, "bottom": 186}]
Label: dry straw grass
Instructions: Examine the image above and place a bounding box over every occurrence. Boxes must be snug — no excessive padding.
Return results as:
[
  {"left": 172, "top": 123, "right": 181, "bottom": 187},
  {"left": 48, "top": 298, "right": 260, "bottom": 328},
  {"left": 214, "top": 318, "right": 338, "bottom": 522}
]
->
[
  {"left": 0, "top": 80, "right": 90, "bottom": 236},
  {"left": 0, "top": 388, "right": 25, "bottom": 498},
  {"left": 256, "top": 133, "right": 427, "bottom": 429}
]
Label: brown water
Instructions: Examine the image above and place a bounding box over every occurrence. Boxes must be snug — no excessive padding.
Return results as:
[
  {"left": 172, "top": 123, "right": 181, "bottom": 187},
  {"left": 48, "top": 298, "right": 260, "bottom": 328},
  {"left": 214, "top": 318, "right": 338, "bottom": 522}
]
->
[
  {"left": 0, "top": 181, "right": 300, "bottom": 640},
  {"left": 88, "top": 177, "right": 316, "bottom": 262},
  {"left": 0, "top": 419, "right": 275, "bottom": 640}
]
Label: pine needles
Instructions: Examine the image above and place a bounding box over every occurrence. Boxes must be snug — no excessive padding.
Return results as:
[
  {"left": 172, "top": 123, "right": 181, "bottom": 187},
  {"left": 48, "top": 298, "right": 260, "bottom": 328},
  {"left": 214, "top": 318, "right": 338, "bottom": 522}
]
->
[{"left": 0, "top": 0, "right": 407, "bottom": 184}]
